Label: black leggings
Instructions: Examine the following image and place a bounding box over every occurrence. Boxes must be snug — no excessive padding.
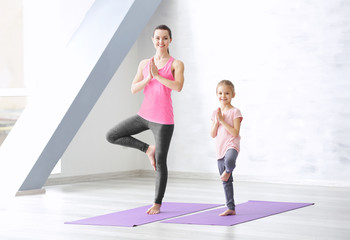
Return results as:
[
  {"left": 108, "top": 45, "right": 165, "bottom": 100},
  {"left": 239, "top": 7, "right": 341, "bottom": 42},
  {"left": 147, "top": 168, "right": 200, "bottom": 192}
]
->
[{"left": 106, "top": 115, "right": 174, "bottom": 204}]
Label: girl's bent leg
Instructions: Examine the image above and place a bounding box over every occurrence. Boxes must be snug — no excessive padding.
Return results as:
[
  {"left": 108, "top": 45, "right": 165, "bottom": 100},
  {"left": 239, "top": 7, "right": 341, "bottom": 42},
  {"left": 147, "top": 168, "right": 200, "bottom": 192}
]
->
[
  {"left": 220, "top": 149, "right": 238, "bottom": 182},
  {"left": 106, "top": 115, "right": 149, "bottom": 152},
  {"left": 224, "top": 149, "right": 238, "bottom": 173}
]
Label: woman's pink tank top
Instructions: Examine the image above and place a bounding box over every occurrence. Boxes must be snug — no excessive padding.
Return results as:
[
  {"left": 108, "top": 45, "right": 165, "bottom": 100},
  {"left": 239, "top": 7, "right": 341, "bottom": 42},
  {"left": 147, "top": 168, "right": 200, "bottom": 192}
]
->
[{"left": 138, "top": 57, "right": 175, "bottom": 124}]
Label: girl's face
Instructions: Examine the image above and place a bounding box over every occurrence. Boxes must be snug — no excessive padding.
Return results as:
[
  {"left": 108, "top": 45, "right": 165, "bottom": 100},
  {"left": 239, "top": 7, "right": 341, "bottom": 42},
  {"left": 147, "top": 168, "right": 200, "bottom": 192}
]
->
[
  {"left": 217, "top": 84, "right": 235, "bottom": 105},
  {"left": 152, "top": 29, "right": 172, "bottom": 52}
]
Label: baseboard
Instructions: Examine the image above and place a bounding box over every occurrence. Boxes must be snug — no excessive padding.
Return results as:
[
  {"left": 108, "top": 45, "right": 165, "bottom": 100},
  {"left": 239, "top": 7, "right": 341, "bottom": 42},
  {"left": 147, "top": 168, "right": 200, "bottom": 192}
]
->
[
  {"left": 45, "top": 170, "right": 350, "bottom": 188},
  {"left": 45, "top": 170, "right": 216, "bottom": 186},
  {"left": 45, "top": 170, "right": 143, "bottom": 186},
  {"left": 232, "top": 174, "right": 350, "bottom": 188},
  {"left": 16, "top": 188, "right": 46, "bottom": 196},
  {"left": 139, "top": 170, "right": 218, "bottom": 180}
]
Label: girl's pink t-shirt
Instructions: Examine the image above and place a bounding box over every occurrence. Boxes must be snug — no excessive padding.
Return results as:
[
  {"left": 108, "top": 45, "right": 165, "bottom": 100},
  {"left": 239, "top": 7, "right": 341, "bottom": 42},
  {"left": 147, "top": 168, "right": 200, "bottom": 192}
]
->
[
  {"left": 211, "top": 107, "right": 243, "bottom": 159},
  {"left": 138, "top": 57, "right": 175, "bottom": 124}
]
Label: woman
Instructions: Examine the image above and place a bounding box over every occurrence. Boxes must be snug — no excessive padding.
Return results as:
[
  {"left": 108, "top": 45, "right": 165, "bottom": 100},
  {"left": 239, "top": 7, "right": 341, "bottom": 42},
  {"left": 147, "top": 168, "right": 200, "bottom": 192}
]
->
[{"left": 106, "top": 25, "right": 184, "bottom": 214}]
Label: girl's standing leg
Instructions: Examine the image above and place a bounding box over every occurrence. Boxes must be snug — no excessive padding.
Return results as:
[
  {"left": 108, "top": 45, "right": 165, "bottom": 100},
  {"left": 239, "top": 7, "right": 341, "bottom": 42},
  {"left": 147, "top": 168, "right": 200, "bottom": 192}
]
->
[
  {"left": 217, "top": 149, "right": 238, "bottom": 216},
  {"left": 147, "top": 122, "right": 174, "bottom": 214}
]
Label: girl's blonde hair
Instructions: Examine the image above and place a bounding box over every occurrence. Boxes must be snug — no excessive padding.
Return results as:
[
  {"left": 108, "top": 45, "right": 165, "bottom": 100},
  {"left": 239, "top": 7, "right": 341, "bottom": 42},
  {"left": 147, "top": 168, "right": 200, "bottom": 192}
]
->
[{"left": 216, "top": 80, "right": 235, "bottom": 94}]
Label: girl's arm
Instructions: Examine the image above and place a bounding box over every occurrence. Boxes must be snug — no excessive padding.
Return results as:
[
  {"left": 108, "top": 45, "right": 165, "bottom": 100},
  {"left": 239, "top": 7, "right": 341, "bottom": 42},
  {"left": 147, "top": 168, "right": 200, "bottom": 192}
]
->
[
  {"left": 151, "top": 58, "right": 184, "bottom": 92},
  {"left": 217, "top": 108, "right": 242, "bottom": 137},
  {"left": 210, "top": 109, "right": 219, "bottom": 138},
  {"left": 131, "top": 59, "right": 152, "bottom": 94},
  {"left": 210, "top": 120, "right": 219, "bottom": 138},
  {"left": 219, "top": 117, "right": 241, "bottom": 137}
]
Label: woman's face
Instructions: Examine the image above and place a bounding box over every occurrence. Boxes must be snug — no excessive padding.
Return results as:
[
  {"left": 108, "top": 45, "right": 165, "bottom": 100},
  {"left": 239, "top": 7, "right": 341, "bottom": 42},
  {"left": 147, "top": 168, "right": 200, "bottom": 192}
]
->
[{"left": 152, "top": 29, "right": 172, "bottom": 52}]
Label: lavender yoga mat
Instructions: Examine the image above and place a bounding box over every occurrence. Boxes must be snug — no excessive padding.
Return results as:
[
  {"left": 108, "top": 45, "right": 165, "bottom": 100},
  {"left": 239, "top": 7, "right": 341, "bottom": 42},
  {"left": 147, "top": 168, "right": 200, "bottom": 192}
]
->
[
  {"left": 65, "top": 202, "right": 222, "bottom": 227},
  {"left": 162, "top": 200, "right": 314, "bottom": 226}
]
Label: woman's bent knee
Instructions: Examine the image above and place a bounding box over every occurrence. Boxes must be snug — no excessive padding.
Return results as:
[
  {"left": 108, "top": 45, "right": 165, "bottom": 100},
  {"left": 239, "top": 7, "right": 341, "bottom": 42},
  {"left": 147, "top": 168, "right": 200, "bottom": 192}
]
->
[
  {"left": 106, "top": 128, "right": 120, "bottom": 144},
  {"left": 106, "top": 132, "right": 114, "bottom": 143}
]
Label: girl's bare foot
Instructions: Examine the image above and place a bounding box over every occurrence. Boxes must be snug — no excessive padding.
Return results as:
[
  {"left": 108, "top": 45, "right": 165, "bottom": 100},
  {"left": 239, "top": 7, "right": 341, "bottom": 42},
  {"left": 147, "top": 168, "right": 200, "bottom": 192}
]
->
[
  {"left": 146, "top": 145, "right": 156, "bottom": 171},
  {"left": 219, "top": 209, "right": 236, "bottom": 216},
  {"left": 146, "top": 203, "right": 161, "bottom": 215},
  {"left": 220, "top": 171, "right": 231, "bottom": 182}
]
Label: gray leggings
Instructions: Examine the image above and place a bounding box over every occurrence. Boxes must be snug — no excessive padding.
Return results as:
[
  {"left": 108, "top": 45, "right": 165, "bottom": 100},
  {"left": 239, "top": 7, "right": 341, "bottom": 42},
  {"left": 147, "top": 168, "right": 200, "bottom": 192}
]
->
[
  {"left": 106, "top": 115, "right": 174, "bottom": 204},
  {"left": 217, "top": 149, "right": 238, "bottom": 210}
]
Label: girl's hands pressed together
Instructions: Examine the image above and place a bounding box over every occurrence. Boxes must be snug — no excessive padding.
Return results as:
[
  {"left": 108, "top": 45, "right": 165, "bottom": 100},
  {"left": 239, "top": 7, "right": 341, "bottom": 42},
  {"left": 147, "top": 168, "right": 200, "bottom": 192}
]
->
[
  {"left": 214, "top": 107, "right": 241, "bottom": 138},
  {"left": 211, "top": 108, "right": 221, "bottom": 138},
  {"left": 217, "top": 107, "right": 224, "bottom": 123}
]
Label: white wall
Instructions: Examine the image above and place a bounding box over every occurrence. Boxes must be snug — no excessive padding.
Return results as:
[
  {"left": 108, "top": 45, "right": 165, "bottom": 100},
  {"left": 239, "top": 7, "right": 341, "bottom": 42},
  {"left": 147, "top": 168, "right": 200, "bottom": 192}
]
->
[
  {"left": 59, "top": 45, "right": 151, "bottom": 177},
  {"left": 23, "top": 0, "right": 94, "bottom": 91},
  {"left": 59, "top": 0, "right": 350, "bottom": 186}
]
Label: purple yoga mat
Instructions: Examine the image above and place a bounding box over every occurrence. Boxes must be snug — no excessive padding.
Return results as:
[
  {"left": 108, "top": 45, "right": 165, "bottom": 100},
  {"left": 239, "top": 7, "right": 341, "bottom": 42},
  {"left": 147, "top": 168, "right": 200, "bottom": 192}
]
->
[
  {"left": 65, "top": 202, "right": 222, "bottom": 227},
  {"left": 161, "top": 200, "right": 314, "bottom": 226}
]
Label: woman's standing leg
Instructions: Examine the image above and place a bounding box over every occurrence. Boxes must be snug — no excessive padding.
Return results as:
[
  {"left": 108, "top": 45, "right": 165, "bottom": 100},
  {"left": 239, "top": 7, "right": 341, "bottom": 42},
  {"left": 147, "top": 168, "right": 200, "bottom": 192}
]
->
[{"left": 147, "top": 122, "right": 174, "bottom": 214}]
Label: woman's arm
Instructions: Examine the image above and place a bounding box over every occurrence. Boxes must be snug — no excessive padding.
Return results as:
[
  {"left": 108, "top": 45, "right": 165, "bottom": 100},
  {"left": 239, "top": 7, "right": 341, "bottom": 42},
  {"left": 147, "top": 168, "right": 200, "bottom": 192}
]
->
[
  {"left": 151, "top": 58, "right": 185, "bottom": 92},
  {"left": 131, "top": 59, "right": 151, "bottom": 94}
]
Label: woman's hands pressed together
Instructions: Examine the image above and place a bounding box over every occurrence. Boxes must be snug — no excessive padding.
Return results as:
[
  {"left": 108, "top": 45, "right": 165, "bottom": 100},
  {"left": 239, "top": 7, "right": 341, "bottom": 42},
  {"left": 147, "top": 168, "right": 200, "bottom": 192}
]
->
[{"left": 150, "top": 57, "right": 159, "bottom": 79}]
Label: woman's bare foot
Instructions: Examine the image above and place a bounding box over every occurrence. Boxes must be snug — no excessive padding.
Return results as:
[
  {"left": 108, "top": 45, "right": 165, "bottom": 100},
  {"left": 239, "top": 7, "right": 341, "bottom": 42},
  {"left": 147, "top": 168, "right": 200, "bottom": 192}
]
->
[
  {"left": 146, "top": 203, "right": 161, "bottom": 215},
  {"left": 219, "top": 209, "right": 236, "bottom": 216},
  {"left": 220, "top": 171, "right": 231, "bottom": 182},
  {"left": 146, "top": 145, "right": 156, "bottom": 171}
]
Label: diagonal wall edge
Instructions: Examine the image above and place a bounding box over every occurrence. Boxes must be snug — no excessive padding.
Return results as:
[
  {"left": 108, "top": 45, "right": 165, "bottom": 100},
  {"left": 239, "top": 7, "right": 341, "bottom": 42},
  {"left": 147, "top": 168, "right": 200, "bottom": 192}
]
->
[{"left": 0, "top": 0, "right": 162, "bottom": 196}]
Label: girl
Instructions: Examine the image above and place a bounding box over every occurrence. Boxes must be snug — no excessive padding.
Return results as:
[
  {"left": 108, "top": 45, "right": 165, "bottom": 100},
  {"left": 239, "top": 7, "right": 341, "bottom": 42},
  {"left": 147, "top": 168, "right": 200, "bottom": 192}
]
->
[
  {"left": 210, "top": 80, "right": 243, "bottom": 216},
  {"left": 106, "top": 25, "right": 185, "bottom": 215}
]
